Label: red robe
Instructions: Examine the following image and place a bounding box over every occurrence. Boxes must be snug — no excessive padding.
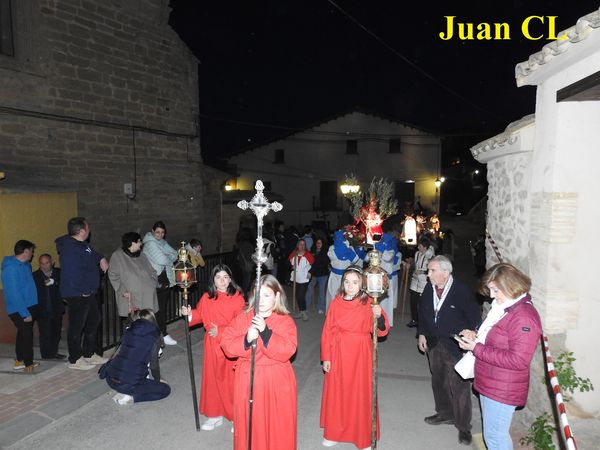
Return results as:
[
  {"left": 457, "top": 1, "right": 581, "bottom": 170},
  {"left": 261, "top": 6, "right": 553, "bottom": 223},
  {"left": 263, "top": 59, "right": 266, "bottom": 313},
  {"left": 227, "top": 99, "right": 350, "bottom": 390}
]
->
[
  {"left": 189, "top": 290, "right": 245, "bottom": 420},
  {"left": 320, "top": 294, "right": 390, "bottom": 449},
  {"left": 221, "top": 311, "right": 297, "bottom": 450}
]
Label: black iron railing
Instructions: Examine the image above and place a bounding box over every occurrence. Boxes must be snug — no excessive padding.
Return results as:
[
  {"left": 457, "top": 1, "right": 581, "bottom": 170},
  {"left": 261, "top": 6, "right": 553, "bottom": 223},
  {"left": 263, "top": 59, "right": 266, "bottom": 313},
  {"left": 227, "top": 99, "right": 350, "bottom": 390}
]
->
[{"left": 97, "top": 252, "right": 238, "bottom": 351}]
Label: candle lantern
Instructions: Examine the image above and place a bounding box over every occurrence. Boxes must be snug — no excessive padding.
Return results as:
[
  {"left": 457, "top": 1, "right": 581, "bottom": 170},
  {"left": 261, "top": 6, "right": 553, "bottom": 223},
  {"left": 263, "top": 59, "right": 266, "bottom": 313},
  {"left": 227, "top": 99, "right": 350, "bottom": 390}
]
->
[
  {"left": 173, "top": 241, "right": 200, "bottom": 430},
  {"left": 174, "top": 242, "right": 197, "bottom": 296},
  {"left": 362, "top": 249, "right": 389, "bottom": 301}
]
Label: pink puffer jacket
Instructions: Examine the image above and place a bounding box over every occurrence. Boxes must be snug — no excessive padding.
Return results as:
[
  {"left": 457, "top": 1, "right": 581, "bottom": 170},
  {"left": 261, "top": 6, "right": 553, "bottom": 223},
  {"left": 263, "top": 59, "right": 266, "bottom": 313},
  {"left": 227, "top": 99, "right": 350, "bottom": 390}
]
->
[{"left": 473, "top": 295, "right": 542, "bottom": 406}]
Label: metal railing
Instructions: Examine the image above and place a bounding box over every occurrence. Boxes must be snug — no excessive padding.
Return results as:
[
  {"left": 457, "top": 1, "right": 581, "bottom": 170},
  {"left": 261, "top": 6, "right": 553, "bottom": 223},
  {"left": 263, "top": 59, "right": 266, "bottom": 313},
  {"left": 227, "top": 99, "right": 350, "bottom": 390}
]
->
[{"left": 97, "top": 252, "right": 238, "bottom": 351}]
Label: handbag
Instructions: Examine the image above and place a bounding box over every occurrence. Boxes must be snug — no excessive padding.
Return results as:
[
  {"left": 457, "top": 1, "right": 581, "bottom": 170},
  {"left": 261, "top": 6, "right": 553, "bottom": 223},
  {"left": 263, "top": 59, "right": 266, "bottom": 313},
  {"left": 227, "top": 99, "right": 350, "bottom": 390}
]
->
[
  {"left": 454, "top": 351, "right": 475, "bottom": 380},
  {"left": 157, "top": 269, "right": 170, "bottom": 290}
]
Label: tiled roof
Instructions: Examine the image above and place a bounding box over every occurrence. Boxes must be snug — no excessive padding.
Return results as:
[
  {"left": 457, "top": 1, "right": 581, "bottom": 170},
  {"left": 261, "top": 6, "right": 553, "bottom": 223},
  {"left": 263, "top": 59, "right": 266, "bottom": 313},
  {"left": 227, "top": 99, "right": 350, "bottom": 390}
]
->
[
  {"left": 470, "top": 114, "right": 535, "bottom": 160},
  {"left": 515, "top": 8, "right": 600, "bottom": 86}
]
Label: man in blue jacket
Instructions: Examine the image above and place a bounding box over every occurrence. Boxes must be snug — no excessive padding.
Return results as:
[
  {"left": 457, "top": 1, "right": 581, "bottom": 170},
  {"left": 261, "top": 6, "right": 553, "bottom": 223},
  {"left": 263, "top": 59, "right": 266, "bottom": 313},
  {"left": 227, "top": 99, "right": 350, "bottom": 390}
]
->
[
  {"left": 1, "top": 240, "right": 39, "bottom": 372},
  {"left": 56, "top": 217, "right": 109, "bottom": 370},
  {"left": 417, "top": 255, "right": 481, "bottom": 446}
]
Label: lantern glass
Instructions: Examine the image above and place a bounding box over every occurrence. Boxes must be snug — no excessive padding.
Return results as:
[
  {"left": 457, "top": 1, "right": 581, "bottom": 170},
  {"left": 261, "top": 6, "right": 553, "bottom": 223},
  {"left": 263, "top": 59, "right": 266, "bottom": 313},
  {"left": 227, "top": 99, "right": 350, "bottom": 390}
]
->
[
  {"left": 366, "top": 272, "right": 384, "bottom": 295},
  {"left": 174, "top": 260, "right": 196, "bottom": 286}
]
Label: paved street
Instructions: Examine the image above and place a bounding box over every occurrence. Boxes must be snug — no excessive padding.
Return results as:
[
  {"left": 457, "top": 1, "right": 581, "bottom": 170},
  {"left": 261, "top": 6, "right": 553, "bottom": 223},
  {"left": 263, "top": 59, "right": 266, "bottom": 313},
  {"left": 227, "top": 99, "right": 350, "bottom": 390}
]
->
[{"left": 1, "top": 306, "right": 484, "bottom": 450}]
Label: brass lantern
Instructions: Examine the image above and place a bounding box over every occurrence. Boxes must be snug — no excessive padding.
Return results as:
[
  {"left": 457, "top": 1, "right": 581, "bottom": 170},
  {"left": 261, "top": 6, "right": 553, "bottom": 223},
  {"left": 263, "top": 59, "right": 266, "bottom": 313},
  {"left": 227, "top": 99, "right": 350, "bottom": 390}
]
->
[
  {"left": 362, "top": 249, "right": 389, "bottom": 302},
  {"left": 173, "top": 242, "right": 197, "bottom": 301}
]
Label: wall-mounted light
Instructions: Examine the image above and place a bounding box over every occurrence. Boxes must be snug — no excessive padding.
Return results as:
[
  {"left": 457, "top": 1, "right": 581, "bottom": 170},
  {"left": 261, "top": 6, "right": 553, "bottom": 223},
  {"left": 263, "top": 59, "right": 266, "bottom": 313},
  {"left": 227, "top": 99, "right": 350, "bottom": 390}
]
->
[
  {"left": 434, "top": 178, "right": 442, "bottom": 189},
  {"left": 224, "top": 178, "right": 237, "bottom": 192},
  {"left": 474, "top": 170, "right": 480, "bottom": 175}
]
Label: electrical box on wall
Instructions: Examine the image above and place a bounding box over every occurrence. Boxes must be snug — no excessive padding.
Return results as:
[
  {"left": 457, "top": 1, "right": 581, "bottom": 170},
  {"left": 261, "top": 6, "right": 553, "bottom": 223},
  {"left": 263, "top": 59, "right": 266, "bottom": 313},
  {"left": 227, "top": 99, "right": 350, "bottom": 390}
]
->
[{"left": 124, "top": 183, "right": 134, "bottom": 195}]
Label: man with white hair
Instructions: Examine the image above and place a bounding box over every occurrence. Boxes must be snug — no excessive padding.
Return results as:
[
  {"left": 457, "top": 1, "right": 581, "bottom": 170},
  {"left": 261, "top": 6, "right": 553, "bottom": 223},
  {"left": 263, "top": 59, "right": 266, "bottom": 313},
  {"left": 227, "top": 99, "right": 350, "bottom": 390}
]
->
[{"left": 417, "top": 255, "right": 480, "bottom": 446}]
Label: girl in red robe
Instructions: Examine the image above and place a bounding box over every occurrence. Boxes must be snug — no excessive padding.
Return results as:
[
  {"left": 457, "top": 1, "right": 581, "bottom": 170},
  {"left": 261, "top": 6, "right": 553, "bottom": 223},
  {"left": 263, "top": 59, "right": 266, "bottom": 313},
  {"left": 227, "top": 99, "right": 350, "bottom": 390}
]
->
[
  {"left": 181, "top": 264, "right": 245, "bottom": 431},
  {"left": 221, "top": 274, "right": 297, "bottom": 450},
  {"left": 320, "top": 266, "right": 390, "bottom": 450}
]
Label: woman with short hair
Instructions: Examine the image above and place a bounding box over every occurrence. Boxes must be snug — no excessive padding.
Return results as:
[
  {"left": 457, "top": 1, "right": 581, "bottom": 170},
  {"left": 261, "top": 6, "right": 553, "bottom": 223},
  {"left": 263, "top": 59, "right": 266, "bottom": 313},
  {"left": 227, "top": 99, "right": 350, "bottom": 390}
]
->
[{"left": 457, "top": 263, "right": 542, "bottom": 450}]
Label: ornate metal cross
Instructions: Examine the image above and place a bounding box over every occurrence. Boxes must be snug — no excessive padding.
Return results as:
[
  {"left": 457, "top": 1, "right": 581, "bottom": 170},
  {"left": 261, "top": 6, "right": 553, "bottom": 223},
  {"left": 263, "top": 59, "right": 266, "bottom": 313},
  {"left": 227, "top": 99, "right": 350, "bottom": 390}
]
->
[{"left": 237, "top": 180, "right": 283, "bottom": 285}]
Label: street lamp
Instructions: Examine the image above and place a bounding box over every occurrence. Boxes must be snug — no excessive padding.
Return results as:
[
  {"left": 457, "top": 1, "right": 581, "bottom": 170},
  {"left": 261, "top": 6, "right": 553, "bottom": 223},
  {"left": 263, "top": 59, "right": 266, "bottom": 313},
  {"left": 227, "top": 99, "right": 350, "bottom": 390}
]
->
[{"left": 340, "top": 183, "right": 360, "bottom": 195}]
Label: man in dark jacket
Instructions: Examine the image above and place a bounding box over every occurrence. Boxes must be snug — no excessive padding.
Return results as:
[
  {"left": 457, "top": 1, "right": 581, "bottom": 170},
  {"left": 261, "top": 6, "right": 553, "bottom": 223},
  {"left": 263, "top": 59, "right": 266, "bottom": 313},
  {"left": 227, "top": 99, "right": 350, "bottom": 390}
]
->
[
  {"left": 32, "top": 254, "right": 65, "bottom": 360},
  {"left": 417, "top": 255, "right": 481, "bottom": 445},
  {"left": 56, "top": 217, "right": 109, "bottom": 370}
]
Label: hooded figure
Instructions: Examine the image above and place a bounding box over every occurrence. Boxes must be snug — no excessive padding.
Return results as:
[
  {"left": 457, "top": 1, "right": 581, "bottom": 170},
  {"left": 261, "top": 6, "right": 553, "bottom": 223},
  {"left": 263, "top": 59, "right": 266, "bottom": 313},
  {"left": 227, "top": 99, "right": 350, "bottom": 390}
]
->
[{"left": 325, "top": 230, "right": 361, "bottom": 310}]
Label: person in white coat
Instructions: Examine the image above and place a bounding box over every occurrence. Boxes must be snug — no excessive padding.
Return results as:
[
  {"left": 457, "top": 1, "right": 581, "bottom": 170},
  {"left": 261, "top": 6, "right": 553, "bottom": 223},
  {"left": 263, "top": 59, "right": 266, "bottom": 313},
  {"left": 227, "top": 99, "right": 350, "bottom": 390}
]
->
[
  {"left": 374, "top": 233, "right": 398, "bottom": 327},
  {"left": 325, "top": 231, "right": 361, "bottom": 310},
  {"left": 407, "top": 236, "right": 435, "bottom": 328},
  {"left": 142, "top": 221, "right": 178, "bottom": 345}
]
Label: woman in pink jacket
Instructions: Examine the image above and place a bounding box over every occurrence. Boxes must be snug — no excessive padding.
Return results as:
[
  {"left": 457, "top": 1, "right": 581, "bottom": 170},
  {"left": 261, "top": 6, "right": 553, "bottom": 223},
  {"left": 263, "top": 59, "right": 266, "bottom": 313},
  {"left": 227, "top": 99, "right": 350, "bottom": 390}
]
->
[{"left": 457, "top": 263, "right": 541, "bottom": 450}]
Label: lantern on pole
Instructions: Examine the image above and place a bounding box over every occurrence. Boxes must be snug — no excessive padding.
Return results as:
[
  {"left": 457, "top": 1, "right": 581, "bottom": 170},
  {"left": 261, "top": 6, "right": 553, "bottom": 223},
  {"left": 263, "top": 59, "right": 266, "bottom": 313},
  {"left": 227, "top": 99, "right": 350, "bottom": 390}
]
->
[
  {"left": 362, "top": 249, "right": 389, "bottom": 450},
  {"left": 173, "top": 242, "right": 200, "bottom": 431}
]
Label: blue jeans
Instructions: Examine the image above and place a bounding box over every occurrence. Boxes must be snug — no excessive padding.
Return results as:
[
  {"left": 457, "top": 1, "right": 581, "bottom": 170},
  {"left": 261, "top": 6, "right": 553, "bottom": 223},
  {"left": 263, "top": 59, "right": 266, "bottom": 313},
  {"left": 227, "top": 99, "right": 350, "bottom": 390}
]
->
[
  {"left": 480, "top": 394, "right": 516, "bottom": 450},
  {"left": 306, "top": 276, "right": 327, "bottom": 312},
  {"left": 108, "top": 378, "right": 171, "bottom": 403}
]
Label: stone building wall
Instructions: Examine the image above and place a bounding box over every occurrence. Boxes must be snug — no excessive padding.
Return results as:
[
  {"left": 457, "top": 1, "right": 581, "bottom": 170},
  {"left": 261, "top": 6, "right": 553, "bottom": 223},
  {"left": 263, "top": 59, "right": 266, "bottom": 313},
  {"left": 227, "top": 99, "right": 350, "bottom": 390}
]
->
[
  {"left": 485, "top": 153, "right": 532, "bottom": 272},
  {"left": 0, "top": 0, "right": 226, "bottom": 256}
]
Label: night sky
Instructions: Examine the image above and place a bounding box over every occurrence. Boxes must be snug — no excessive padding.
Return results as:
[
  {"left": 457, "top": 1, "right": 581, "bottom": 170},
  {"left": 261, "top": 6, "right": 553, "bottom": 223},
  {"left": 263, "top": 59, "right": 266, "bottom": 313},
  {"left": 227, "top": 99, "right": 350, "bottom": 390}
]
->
[{"left": 168, "top": 1, "right": 600, "bottom": 164}]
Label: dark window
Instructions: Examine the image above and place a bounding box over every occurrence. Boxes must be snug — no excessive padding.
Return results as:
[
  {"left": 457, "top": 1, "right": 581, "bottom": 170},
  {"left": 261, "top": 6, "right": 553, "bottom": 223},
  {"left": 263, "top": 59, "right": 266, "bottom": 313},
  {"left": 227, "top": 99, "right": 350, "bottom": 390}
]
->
[
  {"left": 274, "top": 148, "right": 284, "bottom": 164},
  {"left": 0, "top": 0, "right": 14, "bottom": 57},
  {"left": 395, "top": 181, "right": 415, "bottom": 207},
  {"left": 320, "top": 181, "right": 338, "bottom": 210},
  {"left": 389, "top": 138, "right": 402, "bottom": 154},
  {"left": 345, "top": 140, "right": 358, "bottom": 155}
]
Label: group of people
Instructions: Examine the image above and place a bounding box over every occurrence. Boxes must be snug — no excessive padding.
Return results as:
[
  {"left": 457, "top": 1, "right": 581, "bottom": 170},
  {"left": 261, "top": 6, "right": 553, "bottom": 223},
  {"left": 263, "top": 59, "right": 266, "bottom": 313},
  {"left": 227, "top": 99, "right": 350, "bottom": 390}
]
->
[
  {"left": 1, "top": 217, "right": 205, "bottom": 376},
  {"left": 416, "top": 255, "right": 542, "bottom": 449},
  {"left": 3, "top": 216, "right": 543, "bottom": 450}
]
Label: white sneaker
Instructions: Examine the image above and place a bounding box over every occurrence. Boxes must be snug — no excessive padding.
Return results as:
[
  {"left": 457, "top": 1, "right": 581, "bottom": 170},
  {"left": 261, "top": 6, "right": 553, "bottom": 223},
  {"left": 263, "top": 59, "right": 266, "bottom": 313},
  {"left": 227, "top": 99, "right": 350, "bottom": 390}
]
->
[
  {"left": 113, "top": 393, "right": 133, "bottom": 405},
  {"left": 322, "top": 438, "right": 338, "bottom": 447},
  {"left": 163, "top": 335, "right": 177, "bottom": 346},
  {"left": 68, "top": 357, "right": 95, "bottom": 370},
  {"left": 301, "top": 311, "right": 308, "bottom": 321},
  {"left": 318, "top": 309, "right": 325, "bottom": 315},
  {"left": 201, "top": 416, "right": 223, "bottom": 431},
  {"left": 84, "top": 354, "right": 108, "bottom": 365}
]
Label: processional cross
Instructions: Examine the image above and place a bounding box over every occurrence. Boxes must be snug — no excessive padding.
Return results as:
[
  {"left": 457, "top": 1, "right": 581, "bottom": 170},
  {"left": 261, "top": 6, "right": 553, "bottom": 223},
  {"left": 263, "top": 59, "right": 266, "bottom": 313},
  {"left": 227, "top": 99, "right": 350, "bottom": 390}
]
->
[
  {"left": 237, "top": 180, "right": 282, "bottom": 450},
  {"left": 237, "top": 180, "right": 283, "bottom": 278}
]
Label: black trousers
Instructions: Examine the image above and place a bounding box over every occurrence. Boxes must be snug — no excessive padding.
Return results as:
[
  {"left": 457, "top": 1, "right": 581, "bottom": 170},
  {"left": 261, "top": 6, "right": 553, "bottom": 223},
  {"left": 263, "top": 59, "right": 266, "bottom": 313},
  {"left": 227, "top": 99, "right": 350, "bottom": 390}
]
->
[
  {"left": 66, "top": 294, "right": 100, "bottom": 364},
  {"left": 155, "top": 288, "right": 170, "bottom": 336},
  {"left": 409, "top": 289, "right": 421, "bottom": 322},
  {"left": 296, "top": 282, "right": 308, "bottom": 312},
  {"left": 427, "top": 343, "right": 472, "bottom": 432},
  {"left": 9, "top": 312, "right": 34, "bottom": 366},
  {"left": 37, "top": 314, "right": 63, "bottom": 358}
]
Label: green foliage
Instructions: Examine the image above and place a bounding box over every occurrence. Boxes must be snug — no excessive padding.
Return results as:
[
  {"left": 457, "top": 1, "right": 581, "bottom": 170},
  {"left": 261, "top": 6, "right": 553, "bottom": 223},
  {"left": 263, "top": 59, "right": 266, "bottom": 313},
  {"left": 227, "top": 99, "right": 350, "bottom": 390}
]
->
[
  {"left": 520, "top": 413, "right": 556, "bottom": 450},
  {"left": 346, "top": 176, "right": 398, "bottom": 221},
  {"left": 525, "top": 350, "right": 595, "bottom": 449},
  {"left": 553, "top": 351, "right": 594, "bottom": 400}
]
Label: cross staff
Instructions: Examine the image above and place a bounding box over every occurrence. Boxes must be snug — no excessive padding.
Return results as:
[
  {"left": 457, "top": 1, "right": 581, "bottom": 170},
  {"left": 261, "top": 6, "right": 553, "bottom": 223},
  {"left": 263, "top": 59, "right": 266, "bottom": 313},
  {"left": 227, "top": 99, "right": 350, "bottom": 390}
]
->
[{"left": 237, "top": 180, "right": 282, "bottom": 450}]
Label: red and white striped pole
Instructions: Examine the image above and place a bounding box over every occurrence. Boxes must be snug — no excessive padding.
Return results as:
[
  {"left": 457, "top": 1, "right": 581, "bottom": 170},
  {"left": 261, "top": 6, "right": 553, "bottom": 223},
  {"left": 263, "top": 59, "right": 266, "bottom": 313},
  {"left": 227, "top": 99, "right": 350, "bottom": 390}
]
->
[
  {"left": 542, "top": 335, "right": 578, "bottom": 450},
  {"left": 485, "top": 228, "right": 503, "bottom": 262},
  {"left": 485, "top": 230, "right": 578, "bottom": 449}
]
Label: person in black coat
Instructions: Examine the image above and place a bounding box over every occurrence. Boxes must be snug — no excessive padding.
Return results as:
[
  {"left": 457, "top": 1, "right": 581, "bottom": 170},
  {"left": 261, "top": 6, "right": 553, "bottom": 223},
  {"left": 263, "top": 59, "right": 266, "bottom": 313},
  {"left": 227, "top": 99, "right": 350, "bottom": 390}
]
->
[
  {"left": 32, "top": 254, "right": 65, "bottom": 360},
  {"left": 103, "top": 309, "right": 170, "bottom": 405},
  {"left": 417, "top": 255, "right": 481, "bottom": 446}
]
